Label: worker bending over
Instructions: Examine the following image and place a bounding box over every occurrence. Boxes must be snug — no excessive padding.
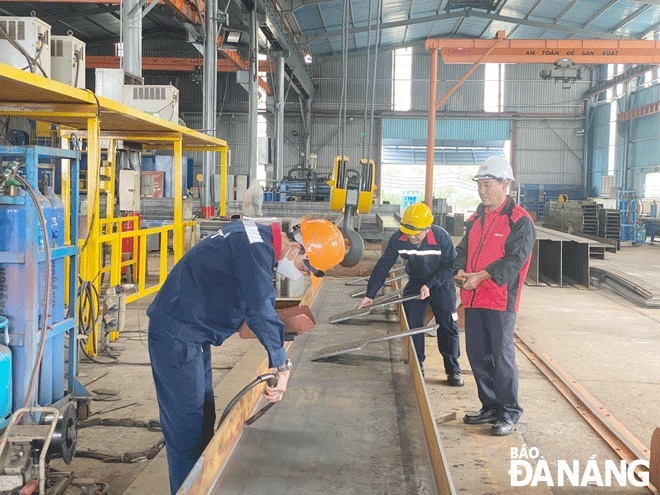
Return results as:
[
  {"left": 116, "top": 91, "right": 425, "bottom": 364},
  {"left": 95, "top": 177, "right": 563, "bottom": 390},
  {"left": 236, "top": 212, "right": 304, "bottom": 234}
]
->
[
  {"left": 147, "top": 218, "right": 345, "bottom": 494},
  {"left": 359, "top": 202, "right": 464, "bottom": 386}
]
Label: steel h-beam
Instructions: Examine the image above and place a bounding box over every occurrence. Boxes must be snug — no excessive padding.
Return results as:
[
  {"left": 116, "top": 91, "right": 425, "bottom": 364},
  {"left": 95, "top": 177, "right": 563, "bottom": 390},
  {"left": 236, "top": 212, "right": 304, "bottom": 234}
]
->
[
  {"left": 274, "top": 53, "right": 286, "bottom": 183},
  {"left": 247, "top": 7, "right": 259, "bottom": 186},
  {"left": 201, "top": 0, "right": 218, "bottom": 218},
  {"left": 122, "top": 0, "right": 142, "bottom": 77}
]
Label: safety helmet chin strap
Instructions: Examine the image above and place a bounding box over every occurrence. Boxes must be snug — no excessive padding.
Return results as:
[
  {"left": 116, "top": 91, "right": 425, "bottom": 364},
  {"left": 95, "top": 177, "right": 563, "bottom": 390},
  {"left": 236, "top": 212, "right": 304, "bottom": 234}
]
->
[{"left": 303, "top": 258, "right": 325, "bottom": 278}]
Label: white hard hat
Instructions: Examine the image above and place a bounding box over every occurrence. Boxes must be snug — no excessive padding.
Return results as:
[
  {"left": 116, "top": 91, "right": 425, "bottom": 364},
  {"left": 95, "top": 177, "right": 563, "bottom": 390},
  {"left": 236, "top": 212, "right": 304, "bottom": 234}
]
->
[{"left": 474, "top": 157, "right": 515, "bottom": 182}]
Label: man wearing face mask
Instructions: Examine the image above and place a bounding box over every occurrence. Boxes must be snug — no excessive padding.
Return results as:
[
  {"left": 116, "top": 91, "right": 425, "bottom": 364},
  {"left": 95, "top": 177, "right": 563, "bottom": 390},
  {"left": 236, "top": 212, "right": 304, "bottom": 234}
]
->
[{"left": 146, "top": 218, "right": 345, "bottom": 494}]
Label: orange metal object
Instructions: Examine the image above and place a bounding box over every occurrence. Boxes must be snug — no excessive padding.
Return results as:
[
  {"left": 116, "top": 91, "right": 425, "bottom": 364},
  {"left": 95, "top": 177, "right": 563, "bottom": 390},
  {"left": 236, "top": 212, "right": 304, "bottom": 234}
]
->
[
  {"left": 435, "top": 35, "right": 504, "bottom": 111},
  {"left": 160, "top": 0, "right": 202, "bottom": 24},
  {"left": 3, "top": 0, "right": 203, "bottom": 23},
  {"left": 220, "top": 50, "right": 249, "bottom": 70},
  {"left": 426, "top": 37, "right": 660, "bottom": 64},
  {"left": 618, "top": 101, "right": 660, "bottom": 122}
]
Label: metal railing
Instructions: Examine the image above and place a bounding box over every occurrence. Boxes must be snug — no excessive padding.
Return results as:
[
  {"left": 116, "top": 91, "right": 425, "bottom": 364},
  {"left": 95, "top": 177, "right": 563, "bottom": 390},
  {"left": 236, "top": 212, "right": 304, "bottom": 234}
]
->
[{"left": 80, "top": 217, "right": 197, "bottom": 304}]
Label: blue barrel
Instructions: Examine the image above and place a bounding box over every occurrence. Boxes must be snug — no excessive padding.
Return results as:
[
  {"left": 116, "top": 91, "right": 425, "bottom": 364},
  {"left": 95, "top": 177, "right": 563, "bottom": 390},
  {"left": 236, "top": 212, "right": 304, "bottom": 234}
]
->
[
  {"left": 0, "top": 316, "right": 12, "bottom": 429},
  {"left": 263, "top": 191, "right": 274, "bottom": 202},
  {"left": 44, "top": 186, "right": 65, "bottom": 401}
]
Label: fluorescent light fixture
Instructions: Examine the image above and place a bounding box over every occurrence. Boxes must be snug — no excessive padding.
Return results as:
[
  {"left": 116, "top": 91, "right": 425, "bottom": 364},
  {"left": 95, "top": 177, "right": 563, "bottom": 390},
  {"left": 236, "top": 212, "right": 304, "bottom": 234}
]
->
[{"left": 225, "top": 31, "right": 241, "bottom": 44}]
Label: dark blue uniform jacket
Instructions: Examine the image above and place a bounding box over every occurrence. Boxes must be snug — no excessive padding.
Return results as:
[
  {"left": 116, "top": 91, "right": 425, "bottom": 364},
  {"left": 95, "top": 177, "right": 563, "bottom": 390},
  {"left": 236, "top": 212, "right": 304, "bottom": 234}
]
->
[
  {"left": 366, "top": 224, "right": 456, "bottom": 299},
  {"left": 147, "top": 220, "right": 286, "bottom": 368}
]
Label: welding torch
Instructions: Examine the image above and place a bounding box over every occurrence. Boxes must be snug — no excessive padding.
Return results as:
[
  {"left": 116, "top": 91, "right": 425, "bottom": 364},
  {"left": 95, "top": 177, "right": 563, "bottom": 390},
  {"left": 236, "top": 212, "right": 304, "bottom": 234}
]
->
[{"left": 216, "top": 373, "right": 278, "bottom": 430}]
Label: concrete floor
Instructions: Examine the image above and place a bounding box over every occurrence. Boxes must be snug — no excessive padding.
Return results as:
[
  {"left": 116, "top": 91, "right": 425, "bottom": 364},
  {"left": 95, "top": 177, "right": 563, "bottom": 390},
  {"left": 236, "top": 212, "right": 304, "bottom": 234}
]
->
[{"left": 52, "top": 242, "right": 659, "bottom": 494}]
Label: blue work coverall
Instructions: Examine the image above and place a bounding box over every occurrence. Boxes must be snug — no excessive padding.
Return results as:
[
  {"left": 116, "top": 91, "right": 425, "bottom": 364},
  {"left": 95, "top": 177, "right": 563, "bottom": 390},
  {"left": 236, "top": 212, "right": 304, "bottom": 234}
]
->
[
  {"left": 146, "top": 220, "right": 287, "bottom": 494},
  {"left": 365, "top": 225, "right": 460, "bottom": 374}
]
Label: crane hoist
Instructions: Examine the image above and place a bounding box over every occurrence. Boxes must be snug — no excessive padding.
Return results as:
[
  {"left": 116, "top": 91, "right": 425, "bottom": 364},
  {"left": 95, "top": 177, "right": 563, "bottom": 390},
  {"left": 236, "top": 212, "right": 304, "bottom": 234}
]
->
[{"left": 327, "top": 156, "right": 376, "bottom": 267}]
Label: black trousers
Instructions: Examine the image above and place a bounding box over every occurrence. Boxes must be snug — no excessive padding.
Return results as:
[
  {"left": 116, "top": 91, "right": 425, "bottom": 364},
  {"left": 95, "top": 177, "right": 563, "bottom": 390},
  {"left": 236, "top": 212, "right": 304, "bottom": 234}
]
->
[
  {"left": 403, "top": 281, "right": 461, "bottom": 375},
  {"left": 464, "top": 308, "right": 522, "bottom": 423}
]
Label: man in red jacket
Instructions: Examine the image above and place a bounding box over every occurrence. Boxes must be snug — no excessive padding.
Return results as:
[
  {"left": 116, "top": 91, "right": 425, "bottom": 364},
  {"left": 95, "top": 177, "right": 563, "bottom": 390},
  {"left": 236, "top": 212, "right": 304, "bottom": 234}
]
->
[{"left": 454, "top": 157, "right": 536, "bottom": 436}]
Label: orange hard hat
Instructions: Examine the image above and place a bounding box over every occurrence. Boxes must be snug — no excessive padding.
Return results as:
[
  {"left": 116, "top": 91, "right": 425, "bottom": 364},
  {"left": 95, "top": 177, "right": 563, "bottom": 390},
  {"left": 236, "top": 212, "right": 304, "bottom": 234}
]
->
[
  {"left": 400, "top": 202, "right": 434, "bottom": 235},
  {"left": 300, "top": 218, "right": 345, "bottom": 275}
]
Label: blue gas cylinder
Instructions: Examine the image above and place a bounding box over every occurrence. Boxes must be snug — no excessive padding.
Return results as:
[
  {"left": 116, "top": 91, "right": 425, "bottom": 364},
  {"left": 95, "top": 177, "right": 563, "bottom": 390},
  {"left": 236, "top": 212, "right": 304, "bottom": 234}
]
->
[
  {"left": 44, "top": 186, "right": 65, "bottom": 401},
  {"left": 0, "top": 316, "right": 12, "bottom": 429},
  {"left": 44, "top": 187, "right": 64, "bottom": 322},
  {"left": 0, "top": 188, "right": 28, "bottom": 410}
]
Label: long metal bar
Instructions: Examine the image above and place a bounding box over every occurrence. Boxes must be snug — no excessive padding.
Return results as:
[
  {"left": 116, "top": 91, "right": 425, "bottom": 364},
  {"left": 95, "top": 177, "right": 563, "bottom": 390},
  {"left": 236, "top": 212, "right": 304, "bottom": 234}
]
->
[
  {"left": 397, "top": 286, "right": 456, "bottom": 495},
  {"left": 427, "top": 37, "right": 660, "bottom": 64},
  {"left": 436, "top": 35, "right": 503, "bottom": 111},
  {"left": 274, "top": 52, "right": 286, "bottom": 183},
  {"left": 514, "top": 328, "right": 656, "bottom": 492},
  {"left": 173, "top": 138, "right": 184, "bottom": 259},
  {"left": 247, "top": 6, "right": 260, "bottom": 186},
  {"left": 122, "top": 0, "right": 142, "bottom": 77},
  {"left": 425, "top": 48, "right": 437, "bottom": 208},
  {"left": 202, "top": 0, "right": 218, "bottom": 218},
  {"left": 219, "top": 147, "right": 228, "bottom": 217}
]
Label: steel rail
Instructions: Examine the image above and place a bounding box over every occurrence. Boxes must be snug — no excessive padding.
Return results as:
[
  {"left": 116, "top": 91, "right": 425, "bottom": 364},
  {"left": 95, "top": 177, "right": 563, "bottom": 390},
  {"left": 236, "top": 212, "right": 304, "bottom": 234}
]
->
[
  {"left": 514, "top": 327, "right": 657, "bottom": 493},
  {"left": 393, "top": 279, "right": 457, "bottom": 495}
]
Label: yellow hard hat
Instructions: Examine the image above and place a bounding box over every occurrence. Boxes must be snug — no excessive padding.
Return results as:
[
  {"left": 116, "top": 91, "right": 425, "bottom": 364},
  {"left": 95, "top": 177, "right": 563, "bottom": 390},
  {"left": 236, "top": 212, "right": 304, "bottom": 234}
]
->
[
  {"left": 400, "top": 202, "right": 434, "bottom": 235},
  {"left": 300, "top": 218, "right": 345, "bottom": 275}
]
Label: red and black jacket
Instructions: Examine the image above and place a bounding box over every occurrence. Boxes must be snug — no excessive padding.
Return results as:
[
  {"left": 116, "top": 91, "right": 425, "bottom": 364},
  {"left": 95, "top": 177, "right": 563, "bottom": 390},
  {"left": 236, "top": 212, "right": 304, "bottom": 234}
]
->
[{"left": 454, "top": 197, "right": 536, "bottom": 313}]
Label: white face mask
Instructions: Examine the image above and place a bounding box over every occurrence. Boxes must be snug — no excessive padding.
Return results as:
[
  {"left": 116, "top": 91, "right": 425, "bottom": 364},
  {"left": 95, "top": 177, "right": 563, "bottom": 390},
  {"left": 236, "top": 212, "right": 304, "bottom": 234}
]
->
[{"left": 277, "top": 249, "right": 304, "bottom": 281}]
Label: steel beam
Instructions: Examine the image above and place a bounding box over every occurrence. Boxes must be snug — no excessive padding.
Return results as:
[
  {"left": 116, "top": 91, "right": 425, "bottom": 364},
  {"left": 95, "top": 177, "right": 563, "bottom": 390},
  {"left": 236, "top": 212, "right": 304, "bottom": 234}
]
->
[
  {"left": 426, "top": 37, "right": 660, "bottom": 64},
  {"left": 514, "top": 328, "right": 655, "bottom": 490},
  {"left": 123, "top": 0, "right": 143, "bottom": 77},
  {"left": 260, "top": 0, "right": 314, "bottom": 97},
  {"left": 618, "top": 101, "right": 660, "bottom": 122},
  {"left": 304, "top": 8, "right": 624, "bottom": 44},
  {"left": 202, "top": 0, "right": 218, "bottom": 218}
]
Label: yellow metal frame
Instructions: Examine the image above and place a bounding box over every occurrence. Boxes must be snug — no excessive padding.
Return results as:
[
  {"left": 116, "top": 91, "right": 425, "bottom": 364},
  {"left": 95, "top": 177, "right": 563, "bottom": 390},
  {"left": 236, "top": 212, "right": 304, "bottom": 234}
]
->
[
  {"left": 0, "top": 61, "right": 230, "bottom": 356},
  {"left": 328, "top": 155, "right": 376, "bottom": 214}
]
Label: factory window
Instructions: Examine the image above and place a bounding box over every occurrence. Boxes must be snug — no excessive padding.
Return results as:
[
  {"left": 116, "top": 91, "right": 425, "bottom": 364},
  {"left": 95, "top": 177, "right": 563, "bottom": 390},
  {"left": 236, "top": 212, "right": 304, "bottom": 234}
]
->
[
  {"left": 115, "top": 42, "right": 123, "bottom": 57},
  {"left": 645, "top": 173, "right": 660, "bottom": 198},
  {"left": 484, "top": 64, "right": 505, "bottom": 112},
  {"left": 392, "top": 47, "right": 412, "bottom": 111},
  {"left": 607, "top": 64, "right": 625, "bottom": 176}
]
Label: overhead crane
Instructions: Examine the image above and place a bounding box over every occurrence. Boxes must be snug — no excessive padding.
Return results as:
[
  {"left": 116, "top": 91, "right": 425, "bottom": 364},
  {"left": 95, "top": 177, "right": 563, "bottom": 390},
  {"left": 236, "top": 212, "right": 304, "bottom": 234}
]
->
[{"left": 422, "top": 32, "right": 660, "bottom": 207}]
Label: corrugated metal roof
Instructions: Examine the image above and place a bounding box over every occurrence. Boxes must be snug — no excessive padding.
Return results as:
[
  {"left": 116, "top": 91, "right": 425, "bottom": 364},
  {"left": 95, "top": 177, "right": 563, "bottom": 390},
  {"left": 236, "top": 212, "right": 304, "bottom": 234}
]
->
[{"left": 294, "top": 0, "right": 660, "bottom": 58}]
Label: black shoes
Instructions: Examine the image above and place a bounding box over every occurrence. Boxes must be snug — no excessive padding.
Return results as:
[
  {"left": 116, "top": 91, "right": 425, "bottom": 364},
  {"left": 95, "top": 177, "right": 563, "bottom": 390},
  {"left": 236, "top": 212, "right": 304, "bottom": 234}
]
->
[
  {"left": 447, "top": 373, "right": 464, "bottom": 387},
  {"left": 463, "top": 407, "right": 498, "bottom": 425},
  {"left": 491, "top": 420, "right": 516, "bottom": 436}
]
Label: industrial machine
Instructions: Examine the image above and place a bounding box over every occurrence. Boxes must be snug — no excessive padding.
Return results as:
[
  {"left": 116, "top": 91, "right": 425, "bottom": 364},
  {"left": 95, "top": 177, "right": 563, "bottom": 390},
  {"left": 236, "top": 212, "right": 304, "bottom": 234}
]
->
[
  {"left": 0, "top": 16, "right": 51, "bottom": 78},
  {"left": 0, "top": 146, "right": 88, "bottom": 493},
  {"left": 327, "top": 156, "right": 376, "bottom": 267},
  {"left": 50, "top": 34, "right": 85, "bottom": 89},
  {"left": 123, "top": 85, "right": 180, "bottom": 123},
  {"left": 539, "top": 58, "right": 583, "bottom": 89},
  {"left": 279, "top": 166, "right": 331, "bottom": 201}
]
